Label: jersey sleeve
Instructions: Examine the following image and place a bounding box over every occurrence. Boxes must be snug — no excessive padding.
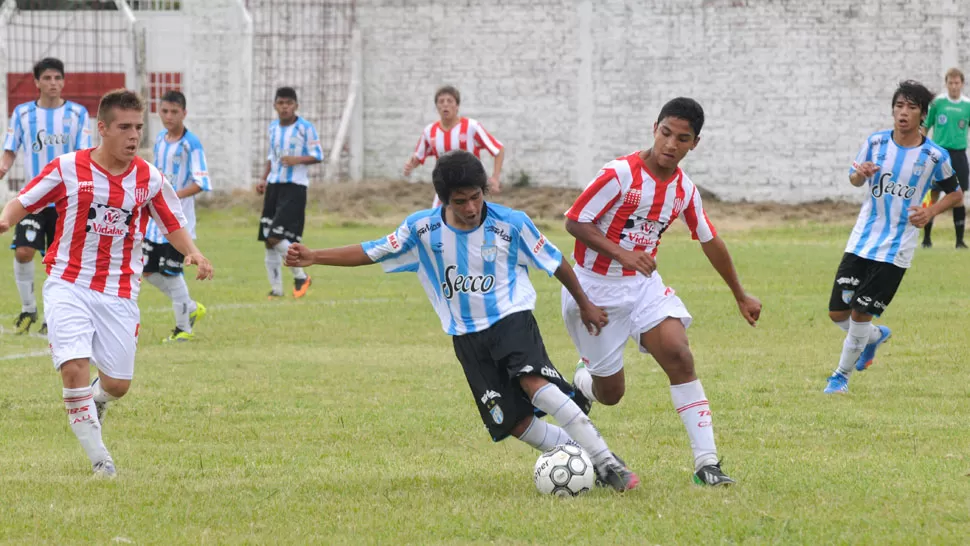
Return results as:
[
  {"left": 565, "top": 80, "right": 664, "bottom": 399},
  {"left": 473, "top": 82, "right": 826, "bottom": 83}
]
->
[
  {"left": 17, "top": 158, "right": 65, "bottom": 212},
  {"left": 564, "top": 168, "right": 622, "bottom": 223},
  {"left": 849, "top": 138, "right": 872, "bottom": 175},
  {"left": 303, "top": 122, "right": 324, "bottom": 161},
  {"left": 473, "top": 122, "right": 503, "bottom": 157},
  {"left": 932, "top": 151, "right": 959, "bottom": 193},
  {"left": 679, "top": 186, "right": 717, "bottom": 242},
  {"left": 148, "top": 178, "right": 187, "bottom": 235},
  {"left": 515, "top": 212, "right": 563, "bottom": 276},
  {"left": 923, "top": 100, "right": 937, "bottom": 130},
  {"left": 4, "top": 108, "right": 22, "bottom": 152},
  {"left": 413, "top": 129, "right": 431, "bottom": 164},
  {"left": 75, "top": 107, "right": 92, "bottom": 149},
  {"left": 361, "top": 219, "right": 420, "bottom": 273},
  {"left": 189, "top": 140, "right": 212, "bottom": 191},
  {"left": 266, "top": 125, "right": 274, "bottom": 161}
]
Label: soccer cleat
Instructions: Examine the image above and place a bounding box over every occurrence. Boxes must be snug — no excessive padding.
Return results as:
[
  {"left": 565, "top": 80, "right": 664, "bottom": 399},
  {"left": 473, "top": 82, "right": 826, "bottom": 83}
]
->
[
  {"left": 14, "top": 311, "right": 38, "bottom": 334},
  {"left": 594, "top": 452, "right": 627, "bottom": 488},
  {"left": 293, "top": 276, "right": 311, "bottom": 299},
  {"left": 692, "top": 461, "right": 735, "bottom": 486},
  {"left": 267, "top": 289, "right": 283, "bottom": 300},
  {"left": 38, "top": 322, "right": 47, "bottom": 336},
  {"left": 572, "top": 361, "right": 593, "bottom": 415},
  {"left": 921, "top": 240, "right": 932, "bottom": 249},
  {"left": 189, "top": 302, "right": 207, "bottom": 328},
  {"left": 91, "top": 378, "right": 107, "bottom": 425},
  {"left": 162, "top": 328, "right": 194, "bottom": 343},
  {"left": 957, "top": 241, "right": 968, "bottom": 250},
  {"left": 855, "top": 325, "right": 891, "bottom": 372},
  {"left": 823, "top": 372, "right": 849, "bottom": 394},
  {"left": 92, "top": 459, "right": 116, "bottom": 478},
  {"left": 595, "top": 457, "right": 640, "bottom": 492}
]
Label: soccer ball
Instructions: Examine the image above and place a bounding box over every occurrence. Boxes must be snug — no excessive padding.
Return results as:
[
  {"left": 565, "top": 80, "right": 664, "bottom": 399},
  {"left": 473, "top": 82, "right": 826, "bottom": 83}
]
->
[{"left": 533, "top": 443, "right": 595, "bottom": 496}]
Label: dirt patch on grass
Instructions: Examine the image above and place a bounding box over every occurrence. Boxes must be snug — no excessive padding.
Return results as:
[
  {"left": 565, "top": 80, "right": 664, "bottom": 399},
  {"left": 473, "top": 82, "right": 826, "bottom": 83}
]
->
[{"left": 204, "top": 179, "right": 864, "bottom": 230}]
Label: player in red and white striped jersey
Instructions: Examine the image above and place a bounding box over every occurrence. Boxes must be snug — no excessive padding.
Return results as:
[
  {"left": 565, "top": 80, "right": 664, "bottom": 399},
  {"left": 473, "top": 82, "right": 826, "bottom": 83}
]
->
[
  {"left": 0, "top": 90, "right": 214, "bottom": 478},
  {"left": 403, "top": 86, "right": 504, "bottom": 207},
  {"left": 560, "top": 98, "right": 762, "bottom": 487}
]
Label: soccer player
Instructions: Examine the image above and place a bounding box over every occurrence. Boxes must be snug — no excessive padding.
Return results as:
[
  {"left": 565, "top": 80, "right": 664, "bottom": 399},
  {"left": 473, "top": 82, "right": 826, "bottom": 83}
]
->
[
  {"left": 824, "top": 80, "right": 963, "bottom": 394},
  {"left": 920, "top": 68, "right": 970, "bottom": 249},
  {"left": 256, "top": 87, "right": 323, "bottom": 299},
  {"left": 142, "top": 90, "right": 211, "bottom": 342},
  {"left": 0, "top": 89, "right": 214, "bottom": 477},
  {"left": 0, "top": 57, "right": 91, "bottom": 334},
  {"left": 286, "top": 150, "right": 639, "bottom": 492},
  {"left": 402, "top": 86, "right": 504, "bottom": 207},
  {"left": 561, "top": 97, "right": 761, "bottom": 487}
]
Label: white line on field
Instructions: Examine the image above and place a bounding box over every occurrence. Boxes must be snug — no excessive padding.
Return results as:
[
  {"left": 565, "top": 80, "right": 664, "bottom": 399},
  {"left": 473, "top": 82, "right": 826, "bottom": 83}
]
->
[{"left": 0, "top": 350, "right": 48, "bottom": 361}]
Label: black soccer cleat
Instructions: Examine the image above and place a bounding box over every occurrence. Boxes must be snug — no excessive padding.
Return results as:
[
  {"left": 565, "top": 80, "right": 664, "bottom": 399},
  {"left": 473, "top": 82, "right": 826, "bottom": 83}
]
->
[
  {"left": 692, "top": 461, "right": 735, "bottom": 487},
  {"left": 957, "top": 241, "right": 968, "bottom": 250},
  {"left": 921, "top": 240, "right": 932, "bottom": 248},
  {"left": 595, "top": 457, "right": 640, "bottom": 492},
  {"left": 594, "top": 452, "right": 628, "bottom": 488},
  {"left": 14, "top": 311, "right": 38, "bottom": 334},
  {"left": 571, "top": 385, "right": 593, "bottom": 416}
]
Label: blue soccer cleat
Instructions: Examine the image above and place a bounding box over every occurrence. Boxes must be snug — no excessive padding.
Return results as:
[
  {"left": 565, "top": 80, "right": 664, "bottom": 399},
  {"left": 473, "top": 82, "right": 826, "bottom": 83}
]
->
[
  {"left": 855, "top": 325, "right": 891, "bottom": 372},
  {"left": 824, "top": 372, "right": 849, "bottom": 394}
]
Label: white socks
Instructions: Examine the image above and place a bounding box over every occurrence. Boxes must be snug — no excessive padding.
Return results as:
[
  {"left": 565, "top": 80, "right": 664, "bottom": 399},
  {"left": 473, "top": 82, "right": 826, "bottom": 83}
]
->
[
  {"left": 14, "top": 258, "right": 36, "bottom": 313},
  {"left": 836, "top": 319, "right": 871, "bottom": 377},
  {"left": 531, "top": 384, "right": 613, "bottom": 468},
  {"left": 516, "top": 418, "right": 575, "bottom": 452},
  {"left": 91, "top": 377, "right": 119, "bottom": 404},
  {"left": 671, "top": 380, "right": 719, "bottom": 471},
  {"left": 145, "top": 274, "right": 197, "bottom": 333},
  {"left": 834, "top": 318, "right": 882, "bottom": 344},
  {"left": 274, "top": 239, "right": 307, "bottom": 280},
  {"left": 573, "top": 364, "right": 596, "bottom": 403},
  {"left": 63, "top": 387, "right": 110, "bottom": 466},
  {"left": 265, "top": 247, "right": 283, "bottom": 294}
]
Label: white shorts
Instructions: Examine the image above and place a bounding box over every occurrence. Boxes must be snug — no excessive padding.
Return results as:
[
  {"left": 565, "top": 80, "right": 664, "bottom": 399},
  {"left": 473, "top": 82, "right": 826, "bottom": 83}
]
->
[
  {"left": 561, "top": 267, "right": 692, "bottom": 378},
  {"left": 43, "top": 278, "right": 141, "bottom": 380}
]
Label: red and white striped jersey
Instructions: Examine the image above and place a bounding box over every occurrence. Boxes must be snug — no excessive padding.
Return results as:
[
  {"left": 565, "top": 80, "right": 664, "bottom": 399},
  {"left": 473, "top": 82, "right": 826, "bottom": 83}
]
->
[
  {"left": 565, "top": 152, "right": 717, "bottom": 277},
  {"left": 413, "top": 117, "right": 503, "bottom": 166},
  {"left": 17, "top": 149, "right": 186, "bottom": 299}
]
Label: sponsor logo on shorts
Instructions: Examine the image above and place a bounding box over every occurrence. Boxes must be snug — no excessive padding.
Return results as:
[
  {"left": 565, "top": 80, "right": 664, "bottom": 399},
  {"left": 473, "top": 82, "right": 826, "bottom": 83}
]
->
[
  {"left": 480, "top": 390, "right": 501, "bottom": 404},
  {"left": 540, "top": 366, "right": 561, "bottom": 381},
  {"left": 519, "top": 365, "right": 534, "bottom": 374},
  {"left": 836, "top": 276, "right": 861, "bottom": 287}
]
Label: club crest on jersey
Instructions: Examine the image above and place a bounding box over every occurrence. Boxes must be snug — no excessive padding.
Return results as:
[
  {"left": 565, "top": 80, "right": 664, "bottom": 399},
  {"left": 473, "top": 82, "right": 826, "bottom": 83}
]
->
[
  {"left": 913, "top": 164, "right": 924, "bottom": 177},
  {"left": 458, "top": 133, "right": 467, "bottom": 143},
  {"left": 134, "top": 187, "right": 150, "bottom": 204},
  {"left": 481, "top": 244, "right": 497, "bottom": 263},
  {"left": 938, "top": 114, "right": 948, "bottom": 125},
  {"left": 671, "top": 197, "right": 685, "bottom": 217},
  {"left": 624, "top": 189, "right": 642, "bottom": 207}
]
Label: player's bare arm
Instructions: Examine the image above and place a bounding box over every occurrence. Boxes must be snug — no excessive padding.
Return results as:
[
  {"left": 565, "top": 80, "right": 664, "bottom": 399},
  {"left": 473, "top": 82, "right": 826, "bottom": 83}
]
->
[
  {"left": 0, "top": 197, "right": 29, "bottom": 233},
  {"left": 699, "top": 236, "right": 761, "bottom": 326},
  {"left": 403, "top": 155, "right": 421, "bottom": 176},
  {"left": 488, "top": 148, "right": 505, "bottom": 193},
  {"left": 280, "top": 155, "right": 322, "bottom": 167},
  {"left": 256, "top": 160, "right": 271, "bottom": 194},
  {"left": 0, "top": 150, "right": 16, "bottom": 178},
  {"left": 285, "top": 242, "right": 375, "bottom": 268},
  {"left": 166, "top": 227, "right": 214, "bottom": 280},
  {"left": 909, "top": 188, "right": 965, "bottom": 228},
  {"left": 850, "top": 162, "right": 879, "bottom": 187},
  {"left": 176, "top": 183, "right": 204, "bottom": 200},
  {"left": 553, "top": 257, "right": 608, "bottom": 335},
  {"left": 565, "top": 218, "right": 657, "bottom": 277}
]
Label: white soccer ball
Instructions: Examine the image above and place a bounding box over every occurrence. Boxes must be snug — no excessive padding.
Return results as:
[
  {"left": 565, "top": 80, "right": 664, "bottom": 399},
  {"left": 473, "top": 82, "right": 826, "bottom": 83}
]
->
[{"left": 533, "top": 443, "right": 596, "bottom": 496}]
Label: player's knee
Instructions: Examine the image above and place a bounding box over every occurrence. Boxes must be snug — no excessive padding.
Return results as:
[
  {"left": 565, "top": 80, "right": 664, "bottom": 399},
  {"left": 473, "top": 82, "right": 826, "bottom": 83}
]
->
[
  {"left": 662, "top": 343, "right": 695, "bottom": 378},
  {"left": 14, "top": 246, "right": 34, "bottom": 263},
  {"left": 265, "top": 237, "right": 280, "bottom": 249},
  {"left": 99, "top": 376, "right": 130, "bottom": 398},
  {"left": 828, "top": 310, "right": 850, "bottom": 323},
  {"left": 595, "top": 382, "right": 625, "bottom": 406},
  {"left": 510, "top": 415, "right": 533, "bottom": 438},
  {"left": 518, "top": 374, "right": 547, "bottom": 399}
]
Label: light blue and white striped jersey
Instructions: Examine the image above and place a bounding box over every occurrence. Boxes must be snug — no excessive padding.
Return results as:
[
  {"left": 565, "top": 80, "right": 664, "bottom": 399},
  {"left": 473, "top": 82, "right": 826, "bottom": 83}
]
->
[
  {"left": 266, "top": 117, "right": 324, "bottom": 186},
  {"left": 144, "top": 128, "right": 211, "bottom": 244},
  {"left": 362, "top": 203, "right": 564, "bottom": 335},
  {"left": 4, "top": 100, "right": 91, "bottom": 200},
  {"left": 846, "top": 130, "right": 955, "bottom": 268}
]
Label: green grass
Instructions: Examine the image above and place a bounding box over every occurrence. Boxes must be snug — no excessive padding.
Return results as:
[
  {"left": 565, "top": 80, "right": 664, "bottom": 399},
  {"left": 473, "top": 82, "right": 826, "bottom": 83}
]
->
[{"left": 2, "top": 207, "right": 970, "bottom": 545}]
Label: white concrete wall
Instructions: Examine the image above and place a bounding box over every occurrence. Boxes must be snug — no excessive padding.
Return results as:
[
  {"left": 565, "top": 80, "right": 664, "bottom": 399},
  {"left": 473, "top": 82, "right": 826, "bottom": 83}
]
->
[{"left": 358, "top": 0, "right": 970, "bottom": 203}]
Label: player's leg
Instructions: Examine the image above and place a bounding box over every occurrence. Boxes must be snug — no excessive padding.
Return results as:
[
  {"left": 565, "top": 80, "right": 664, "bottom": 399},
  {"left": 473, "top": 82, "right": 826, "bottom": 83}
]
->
[
  {"left": 258, "top": 185, "right": 285, "bottom": 297},
  {"left": 87, "top": 289, "right": 139, "bottom": 439},
  {"left": 951, "top": 149, "right": 969, "bottom": 249},
  {"left": 272, "top": 184, "right": 310, "bottom": 297},
  {"left": 11, "top": 214, "right": 45, "bottom": 333},
  {"left": 156, "top": 245, "right": 202, "bottom": 342},
  {"left": 922, "top": 189, "right": 939, "bottom": 248},
  {"left": 44, "top": 280, "right": 113, "bottom": 475},
  {"left": 36, "top": 207, "right": 58, "bottom": 335}
]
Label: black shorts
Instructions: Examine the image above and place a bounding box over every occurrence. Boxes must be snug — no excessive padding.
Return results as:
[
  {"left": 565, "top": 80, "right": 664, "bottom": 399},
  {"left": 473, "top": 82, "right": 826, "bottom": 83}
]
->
[
  {"left": 10, "top": 207, "right": 57, "bottom": 252},
  {"left": 828, "top": 252, "right": 906, "bottom": 317},
  {"left": 257, "top": 183, "right": 306, "bottom": 243},
  {"left": 452, "top": 310, "right": 574, "bottom": 442},
  {"left": 945, "top": 148, "right": 969, "bottom": 192},
  {"left": 142, "top": 240, "right": 184, "bottom": 276}
]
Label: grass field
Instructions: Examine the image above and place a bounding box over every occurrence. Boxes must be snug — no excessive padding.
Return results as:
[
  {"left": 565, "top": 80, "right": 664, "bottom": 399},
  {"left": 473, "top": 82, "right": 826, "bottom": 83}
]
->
[{"left": 1, "top": 205, "right": 969, "bottom": 545}]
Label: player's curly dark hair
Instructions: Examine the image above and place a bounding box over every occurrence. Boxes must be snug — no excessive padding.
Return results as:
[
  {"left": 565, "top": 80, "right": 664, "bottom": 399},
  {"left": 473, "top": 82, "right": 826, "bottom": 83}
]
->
[
  {"left": 657, "top": 97, "right": 704, "bottom": 136},
  {"left": 33, "top": 57, "right": 64, "bottom": 80},
  {"left": 432, "top": 150, "right": 487, "bottom": 206},
  {"left": 892, "top": 80, "right": 934, "bottom": 117}
]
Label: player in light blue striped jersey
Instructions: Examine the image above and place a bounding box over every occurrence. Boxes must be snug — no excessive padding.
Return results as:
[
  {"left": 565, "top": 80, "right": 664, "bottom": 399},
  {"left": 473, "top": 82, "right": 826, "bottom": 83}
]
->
[
  {"left": 142, "top": 91, "right": 212, "bottom": 342},
  {"left": 284, "top": 150, "right": 640, "bottom": 491},
  {"left": 824, "top": 80, "right": 965, "bottom": 394},
  {"left": 0, "top": 57, "right": 91, "bottom": 335},
  {"left": 255, "top": 87, "right": 324, "bottom": 299}
]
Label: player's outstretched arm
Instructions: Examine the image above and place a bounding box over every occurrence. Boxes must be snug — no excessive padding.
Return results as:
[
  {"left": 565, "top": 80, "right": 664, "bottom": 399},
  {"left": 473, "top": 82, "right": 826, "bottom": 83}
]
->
[
  {"left": 0, "top": 197, "right": 29, "bottom": 234},
  {"left": 700, "top": 236, "right": 761, "bottom": 326},
  {"left": 553, "top": 257, "right": 608, "bottom": 335},
  {"left": 285, "top": 242, "right": 375, "bottom": 268},
  {"left": 166, "top": 227, "right": 214, "bottom": 281}
]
